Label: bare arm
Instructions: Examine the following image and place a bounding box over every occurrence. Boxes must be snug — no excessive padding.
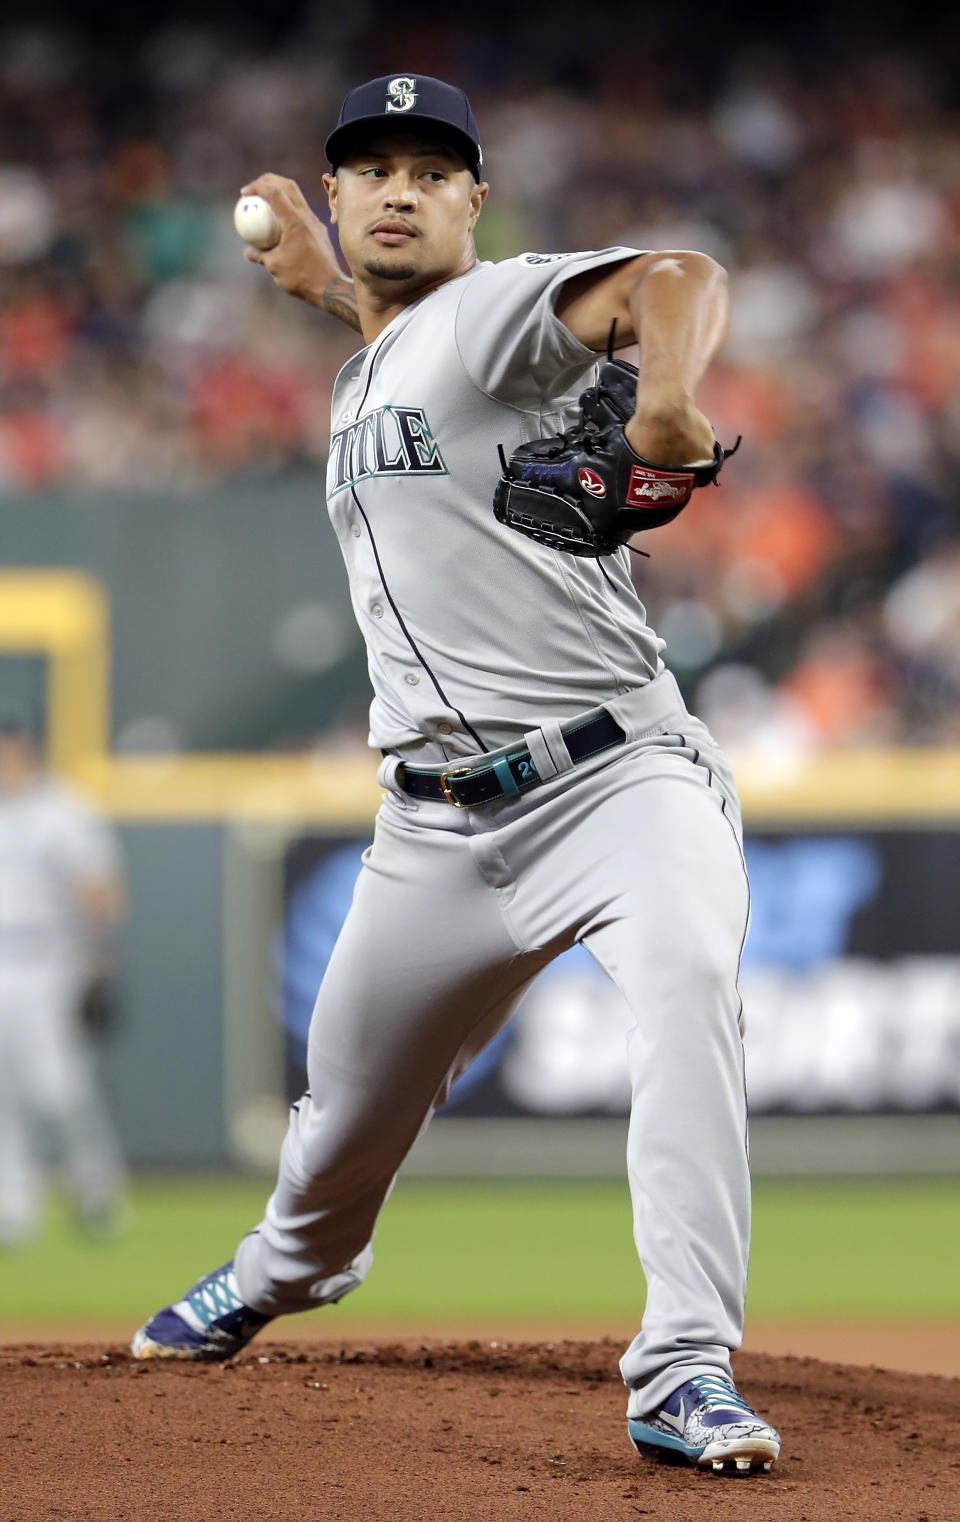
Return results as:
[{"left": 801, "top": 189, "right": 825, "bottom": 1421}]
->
[
  {"left": 76, "top": 870, "right": 124, "bottom": 980},
  {"left": 240, "top": 173, "right": 363, "bottom": 334},
  {"left": 556, "top": 250, "right": 729, "bottom": 466},
  {"left": 76, "top": 874, "right": 124, "bottom": 928}
]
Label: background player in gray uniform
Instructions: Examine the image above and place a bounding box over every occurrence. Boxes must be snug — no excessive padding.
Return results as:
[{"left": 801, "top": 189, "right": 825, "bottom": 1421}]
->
[
  {"left": 133, "top": 75, "right": 781, "bottom": 1475},
  {"left": 0, "top": 703, "right": 127, "bottom": 1245}
]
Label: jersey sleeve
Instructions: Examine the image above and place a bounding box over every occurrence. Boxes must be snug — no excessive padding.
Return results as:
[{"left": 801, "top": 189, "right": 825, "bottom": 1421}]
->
[
  {"left": 52, "top": 789, "right": 122, "bottom": 887},
  {"left": 454, "top": 247, "right": 643, "bottom": 410}
]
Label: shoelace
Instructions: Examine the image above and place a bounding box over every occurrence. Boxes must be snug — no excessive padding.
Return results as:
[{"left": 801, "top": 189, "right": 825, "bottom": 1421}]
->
[
  {"left": 186, "top": 1268, "right": 243, "bottom": 1325},
  {"left": 686, "top": 1375, "right": 756, "bottom": 1415}
]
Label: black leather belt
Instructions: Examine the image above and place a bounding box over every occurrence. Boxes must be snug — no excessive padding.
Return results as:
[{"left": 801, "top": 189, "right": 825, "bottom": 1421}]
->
[{"left": 396, "top": 709, "right": 626, "bottom": 808}]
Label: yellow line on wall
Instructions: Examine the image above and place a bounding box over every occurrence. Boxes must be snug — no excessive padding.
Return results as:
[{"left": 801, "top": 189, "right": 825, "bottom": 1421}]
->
[
  {"left": 68, "top": 748, "right": 960, "bottom": 825},
  {"left": 0, "top": 571, "right": 109, "bottom": 770},
  {"left": 731, "top": 747, "right": 960, "bottom": 825},
  {"left": 73, "top": 753, "right": 382, "bottom": 823},
  {"left": 4, "top": 570, "right": 957, "bottom": 826}
]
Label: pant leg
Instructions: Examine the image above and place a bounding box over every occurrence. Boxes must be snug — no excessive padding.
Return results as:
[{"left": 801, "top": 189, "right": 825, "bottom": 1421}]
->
[
  {"left": 497, "top": 727, "right": 752, "bottom": 1415},
  {"left": 583, "top": 752, "right": 750, "bottom": 1412},
  {"left": 235, "top": 799, "right": 548, "bottom": 1315},
  {"left": 12, "top": 966, "right": 127, "bottom": 1221},
  {"left": 0, "top": 976, "right": 41, "bottom": 1241}
]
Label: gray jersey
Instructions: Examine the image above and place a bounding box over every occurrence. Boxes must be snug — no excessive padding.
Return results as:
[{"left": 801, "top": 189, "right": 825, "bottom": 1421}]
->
[
  {"left": 148, "top": 239, "right": 764, "bottom": 1439},
  {"left": 326, "top": 247, "right": 665, "bottom": 761},
  {"left": 0, "top": 778, "right": 119, "bottom": 967}
]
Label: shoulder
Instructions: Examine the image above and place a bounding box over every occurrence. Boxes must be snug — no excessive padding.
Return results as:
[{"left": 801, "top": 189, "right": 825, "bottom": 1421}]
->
[
  {"left": 476, "top": 248, "right": 644, "bottom": 279},
  {"left": 514, "top": 252, "right": 575, "bottom": 267},
  {"left": 457, "top": 248, "right": 645, "bottom": 314},
  {"left": 464, "top": 250, "right": 598, "bottom": 289},
  {"left": 39, "top": 779, "right": 105, "bottom": 829},
  {"left": 451, "top": 248, "right": 643, "bottom": 407},
  {"left": 39, "top": 777, "right": 82, "bottom": 809}
]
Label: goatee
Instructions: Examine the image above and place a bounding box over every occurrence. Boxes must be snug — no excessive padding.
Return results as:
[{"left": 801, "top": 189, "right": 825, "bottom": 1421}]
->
[{"left": 363, "top": 260, "right": 417, "bottom": 282}]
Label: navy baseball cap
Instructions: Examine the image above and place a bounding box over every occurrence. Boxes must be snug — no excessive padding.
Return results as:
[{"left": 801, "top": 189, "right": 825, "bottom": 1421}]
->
[{"left": 325, "top": 74, "right": 483, "bottom": 181}]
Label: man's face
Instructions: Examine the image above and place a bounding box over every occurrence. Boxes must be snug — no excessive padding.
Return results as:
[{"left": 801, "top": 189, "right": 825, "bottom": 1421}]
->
[
  {"left": 0, "top": 732, "right": 39, "bottom": 791},
  {"left": 324, "top": 132, "right": 487, "bottom": 289}
]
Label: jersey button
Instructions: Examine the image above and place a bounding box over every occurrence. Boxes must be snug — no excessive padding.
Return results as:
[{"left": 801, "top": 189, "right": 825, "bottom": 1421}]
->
[
  {"left": 371, "top": 604, "right": 384, "bottom": 618},
  {"left": 404, "top": 672, "right": 420, "bottom": 686},
  {"left": 438, "top": 722, "right": 453, "bottom": 735},
  {"left": 351, "top": 524, "right": 362, "bottom": 538}
]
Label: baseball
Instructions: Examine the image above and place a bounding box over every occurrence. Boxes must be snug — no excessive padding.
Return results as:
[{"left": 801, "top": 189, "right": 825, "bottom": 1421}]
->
[{"left": 233, "top": 194, "right": 281, "bottom": 250}]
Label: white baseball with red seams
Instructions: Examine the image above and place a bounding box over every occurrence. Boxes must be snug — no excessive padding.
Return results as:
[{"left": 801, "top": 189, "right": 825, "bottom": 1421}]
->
[{"left": 232, "top": 194, "right": 281, "bottom": 250}]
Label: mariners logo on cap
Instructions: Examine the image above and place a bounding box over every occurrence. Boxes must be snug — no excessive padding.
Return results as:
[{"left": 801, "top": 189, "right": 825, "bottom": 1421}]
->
[{"left": 385, "top": 76, "right": 418, "bottom": 113}]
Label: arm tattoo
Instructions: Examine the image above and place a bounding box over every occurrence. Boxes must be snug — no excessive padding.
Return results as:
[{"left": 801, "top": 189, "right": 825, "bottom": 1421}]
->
[{"left": 323, "top": 276, "right": 362, "bottom": 333}]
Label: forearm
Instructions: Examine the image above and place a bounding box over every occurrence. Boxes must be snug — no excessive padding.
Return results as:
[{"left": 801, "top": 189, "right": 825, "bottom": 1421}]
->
[
  {"left": 238, "top": 174, "right": 363, "bottom": 334},
  {"left": 258, "top": 259, "right": 362, "bottom": 333},
  {"left": 620, "top": 254, "right": 729, "bottom": 465},
  {"left": 320, "top": 274, "right": 363, "bottom": 333},
  {"left": 628, "top": 254, "right": 728, "bottom": 397},
  {"left": 77, "top": 876, "right": 124, "bottom": 973}
]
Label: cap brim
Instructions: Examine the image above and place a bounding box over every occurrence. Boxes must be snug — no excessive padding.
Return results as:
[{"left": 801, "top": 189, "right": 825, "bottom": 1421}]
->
[{"left": 325, "top": 116, "right": 481, "bottom": 179}]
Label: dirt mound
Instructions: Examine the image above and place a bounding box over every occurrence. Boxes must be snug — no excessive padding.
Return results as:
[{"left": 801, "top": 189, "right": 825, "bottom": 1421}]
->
[{"left": 2, "top": 1340, "right": 958, "bottom": 1520}]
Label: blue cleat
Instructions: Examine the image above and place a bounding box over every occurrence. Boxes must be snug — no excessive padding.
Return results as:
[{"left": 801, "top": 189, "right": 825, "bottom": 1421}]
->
[
  {"left": 628, "top": 1373, "right": 780, "bottom": 1474},
  {"left": 131, "top": 1260, "right": 273, "bottom": 1362}
]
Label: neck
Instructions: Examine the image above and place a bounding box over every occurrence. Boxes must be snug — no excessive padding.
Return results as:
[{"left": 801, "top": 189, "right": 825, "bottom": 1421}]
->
[
  {"left": 0, "top": 768, "right": 38, "bottom": 794},
  {"left": 356, "top": 249, "right": 478, "bottom": 341}
]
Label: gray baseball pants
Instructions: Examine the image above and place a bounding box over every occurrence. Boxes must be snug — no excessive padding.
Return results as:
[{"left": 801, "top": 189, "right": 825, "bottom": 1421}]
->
[
  {"left": 0, "top": 963, "right": 126, "bottom": 1241},
  {"left": 234, "top": 670, "right": 752, "bottom": 1413}
]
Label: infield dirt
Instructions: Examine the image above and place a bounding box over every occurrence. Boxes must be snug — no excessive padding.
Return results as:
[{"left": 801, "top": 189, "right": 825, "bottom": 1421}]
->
[{"left": 2, "top": 1340, "right": 958, "bottom": 1521}]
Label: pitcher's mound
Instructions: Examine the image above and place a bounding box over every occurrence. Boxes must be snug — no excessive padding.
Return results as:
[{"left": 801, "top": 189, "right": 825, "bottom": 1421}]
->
[{"left": 3, "top": 1339, "right": 958, "bottom": 1521}]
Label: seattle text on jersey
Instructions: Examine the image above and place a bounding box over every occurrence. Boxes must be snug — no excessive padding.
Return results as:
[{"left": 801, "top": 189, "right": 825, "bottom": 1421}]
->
[{"left": 326, "top": 405, "right": 448, "bottom": 498}]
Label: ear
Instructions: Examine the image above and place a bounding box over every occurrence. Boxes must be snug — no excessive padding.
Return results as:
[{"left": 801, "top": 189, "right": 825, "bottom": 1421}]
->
[
  {"left": 468, "top": 180, "right": 489, "bottom": 232},
  {"left": 323, "top": 171, "right": 338, "bottom": 225}
]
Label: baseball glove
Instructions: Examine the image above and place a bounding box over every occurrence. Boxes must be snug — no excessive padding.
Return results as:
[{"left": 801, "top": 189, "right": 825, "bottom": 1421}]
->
[
  {"left": 493, "top": 355, "right": 739, "bottom": 557},
  {"left": 79, "top": 974, "right": 121, "bottom": 1037}
]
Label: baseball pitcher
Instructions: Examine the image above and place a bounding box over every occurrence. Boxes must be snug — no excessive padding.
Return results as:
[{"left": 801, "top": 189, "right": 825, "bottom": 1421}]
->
[{"left": 132, "top": 74, "right": 780, "bottom": 1475}]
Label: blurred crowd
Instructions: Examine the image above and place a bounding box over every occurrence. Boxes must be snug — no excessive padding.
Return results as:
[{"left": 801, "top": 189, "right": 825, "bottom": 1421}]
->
[{"left": 1, "top": 7, "right": 958, "bottom": 747}]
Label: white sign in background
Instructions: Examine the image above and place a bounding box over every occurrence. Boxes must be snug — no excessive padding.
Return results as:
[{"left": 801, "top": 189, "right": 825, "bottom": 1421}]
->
[
  {"left": 499, "top": 949, "right": 960, "bottom": 1114},
  {"left": 499, "top": 835, "right": 960, "bottom": 1114},
  {"left": 281, "top": 834, "right": 960, "bottom": 1115}
]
